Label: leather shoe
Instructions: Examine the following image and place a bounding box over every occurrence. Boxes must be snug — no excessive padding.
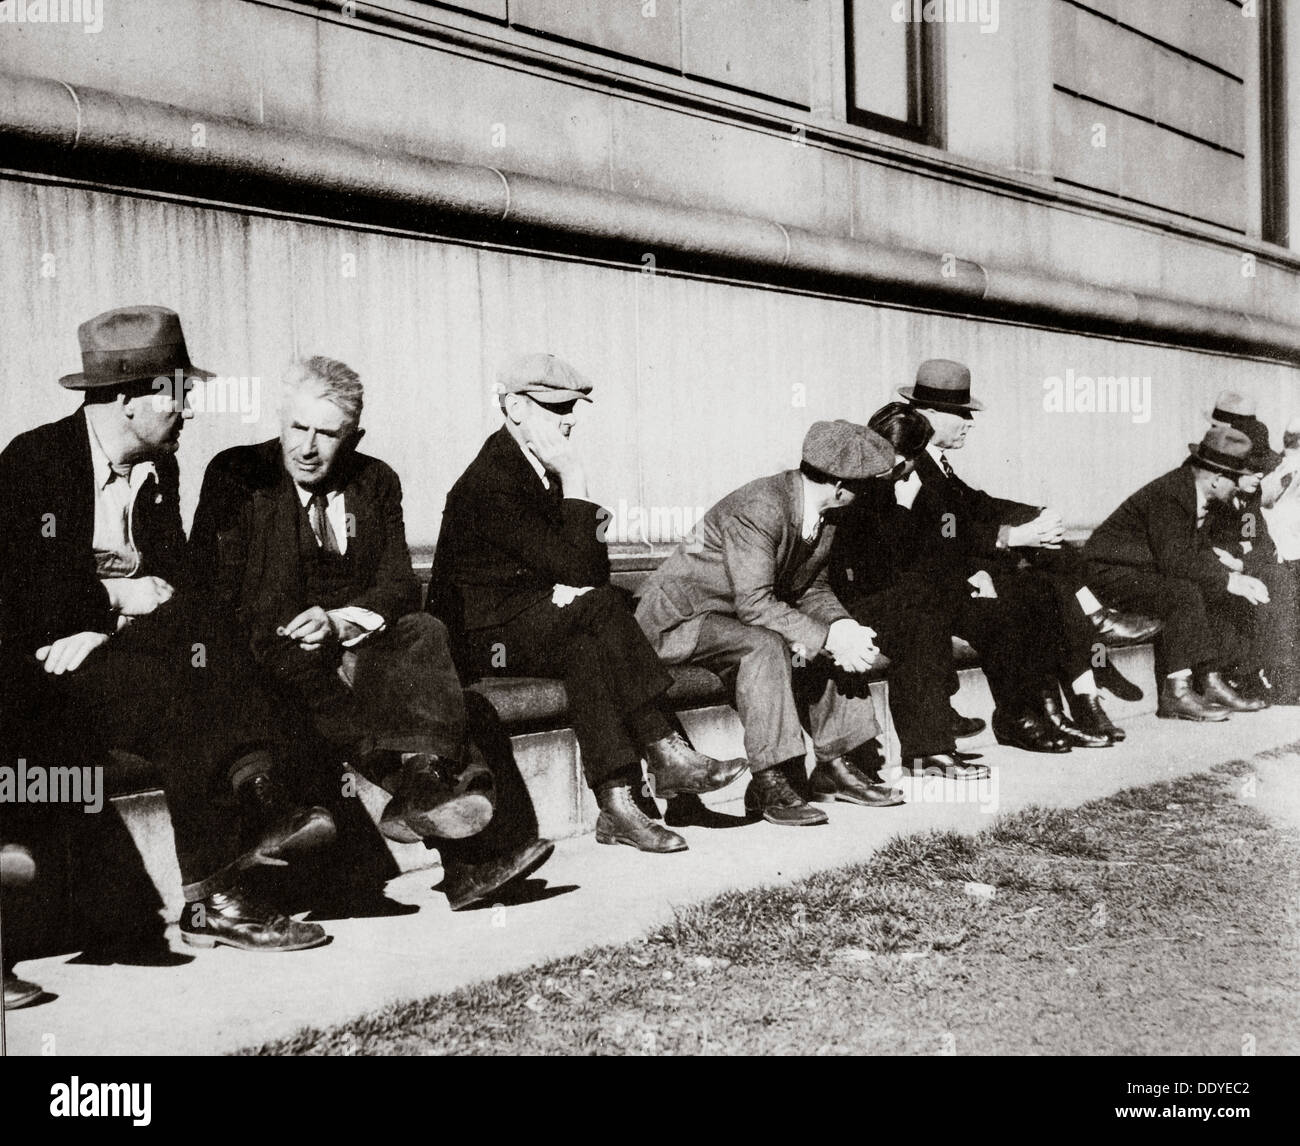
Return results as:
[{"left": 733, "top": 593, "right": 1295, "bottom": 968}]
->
[
  {"left": 3, "top": 974, "right": 44, "bottom": 1010},
  {"left": 596, "top": 783, "right": 687, "bottom": 852},
  {"left": 1070, "top": 692, "right": 1125, "bottom": 742},
  {"left": 744, "top": 766, "right": 828, "bottom": 826},
  {"left": 0, "top": 843, "right": 36, "bottom": 887},
  {"left": 1157, "top": 676, "right": 1230, "bottom": 722},
  {"left": 237, "top": 773, "right": 336, "bottom": 865},
  {"left": 380, "top": 751, "right": 495, "bottom": 843},
  {"left": 1041, "top": 689, "right": 1111, "bottom": 748},
  {"left": 1197, "top": 671, "right": 1267, "bottom": 712},
  {"left": 809, "top": 758, "right": 905, "bottom": 806},
  {"left": 992, "top": 711, "right": 1071, "bottom": 754},
  {"left": 1090, "top": 606, "right": 1163, "bottom": 644},
  {"left": 180, "top": 888, "right": 329, "bottom": 952},
  {"left": 442, "top": 838, "right": 555, "bottom": 911},
  {"left": 950, "top": 708, "right": 986, "bottom": 739},
  {"left": 642, "top": 732, "right": 747, "bottom": 798},
  {"left": 902, "top": 753, "right": 991, "bottom": 780}
]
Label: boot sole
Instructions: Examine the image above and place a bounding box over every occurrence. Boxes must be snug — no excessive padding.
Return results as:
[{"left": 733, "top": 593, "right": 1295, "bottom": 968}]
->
[
  {"left": 992, "top": 734, "right": 1071, "bottom": 755},
  {"left": 381, "top": 792, "right": 495, "bottom": 844},
  {"left": 4, "top": 982, "right": 45, "bottom": 1010},
  {"left": 595, "top": 829, "right": 688, "bottom": 853},
  {"left": 1157, "top": 709, "right": 1230, "bottom": 722},
  {"left": 809, "top": 791, "right": 905, "bottom": 808},
  {"left": 180, "top": 929, "right": 329, "bottom": 953}
]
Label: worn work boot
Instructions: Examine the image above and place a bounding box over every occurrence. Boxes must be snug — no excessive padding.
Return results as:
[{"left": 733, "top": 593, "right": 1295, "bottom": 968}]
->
[
  {"left": 642, "top": 732, "right": 748, "bottom": 799},
  {"left": 744, "top": 766, "right": 828, "bottom": 826},
  {"left": 595, "top": 783, "right": 688, "bottom": 853},
  {"left": 1157, "top": 676, "right": 1230, "bottom": 722}
]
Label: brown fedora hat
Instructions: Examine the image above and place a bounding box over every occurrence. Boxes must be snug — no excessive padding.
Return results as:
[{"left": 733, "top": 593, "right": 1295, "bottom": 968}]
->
[
  {"left": 1188, "top": 424, "right": 1257, "bottom": 478},
  {"left": 897, "top": 358, "right": 985, "bottom": 413},
  {"left": 59, "top": 305, "right": 214, "bottom": 390}
]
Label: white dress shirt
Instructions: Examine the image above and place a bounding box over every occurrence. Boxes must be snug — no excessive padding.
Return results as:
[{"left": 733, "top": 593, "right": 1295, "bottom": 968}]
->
[{"left": 86, "top": 416, "right": 158, "bottom": 580}]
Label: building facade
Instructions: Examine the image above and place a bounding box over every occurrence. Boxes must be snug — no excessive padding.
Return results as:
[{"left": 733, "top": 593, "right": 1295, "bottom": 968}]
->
[{"left": 1, "top": 0, "right": 1298, "bottom": 546}]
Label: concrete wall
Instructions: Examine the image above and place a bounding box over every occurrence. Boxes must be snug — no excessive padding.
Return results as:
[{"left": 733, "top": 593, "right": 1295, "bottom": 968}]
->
[
  {"left": 0, "top": 0, "right": 1297, "bottom": 546},
  {"left": 3, "top": 177, "right": 1294, "bottom": 547}
]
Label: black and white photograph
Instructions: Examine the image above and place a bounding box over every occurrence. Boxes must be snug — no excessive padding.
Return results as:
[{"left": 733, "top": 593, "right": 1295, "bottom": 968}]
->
[{"left": 0, "top": 0, "right": 1296, "bottom": 1092}]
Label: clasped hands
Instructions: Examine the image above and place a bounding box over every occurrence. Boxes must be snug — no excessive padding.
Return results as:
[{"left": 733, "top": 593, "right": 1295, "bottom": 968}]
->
[
  {"left": 277, "top": 606, "right": 363, "bottom": 651},
  {"left": 1005, "top": 508, "right": 1065, "bottom": 549},
  {"left": 822, "top": 618, "right": 880, "bottom": 673}
]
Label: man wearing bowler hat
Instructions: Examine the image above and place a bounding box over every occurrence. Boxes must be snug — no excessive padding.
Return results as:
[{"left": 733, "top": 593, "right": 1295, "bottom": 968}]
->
[
  {"left": 892, "top": 358, "right": 1156, "bottom": 750},
  {"left": 0, "top": 306, "right": 331, "bottom": 954},
  {"left": 430, "top": 353, "right": 747, "bottom": 856},
  {"left": 637, "top": 420, "right": 907, "bottom": 826},
  {"left": 1085, "top": 425, "right": 1273, "bottom": 720}
]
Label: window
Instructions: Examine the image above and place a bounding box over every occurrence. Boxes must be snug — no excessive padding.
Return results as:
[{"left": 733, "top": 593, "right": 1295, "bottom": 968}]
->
[{"left": 845, "top": 0, "right": 944, "bottom": 145}]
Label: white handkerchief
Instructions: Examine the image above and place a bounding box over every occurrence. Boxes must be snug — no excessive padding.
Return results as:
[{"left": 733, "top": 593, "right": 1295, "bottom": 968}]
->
[
  {"left": 894, "top": 470, "right": 922, "bottom": 509},
  {"left": 551, "top": 584, "right": 594, "bottom": 608}
]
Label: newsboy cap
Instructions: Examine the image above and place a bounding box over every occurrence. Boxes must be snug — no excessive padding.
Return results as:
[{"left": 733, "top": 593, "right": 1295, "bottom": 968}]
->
[
  {"left": 60, "top": 305, "right": 214, "bottom": 390},
  {"left": 1188, "top": 424, "right": 1257, "bottom": 478},
  {"left": 802, "top": 420, "right": 896, "bottom": 481},
  {"left": 498, "top": 353, "right": 593, "bottom": 404}
]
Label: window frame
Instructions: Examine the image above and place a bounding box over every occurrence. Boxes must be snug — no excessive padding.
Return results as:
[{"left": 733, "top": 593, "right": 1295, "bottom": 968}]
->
[{"left": 843, "top": 0, "right": 945, "bottom": 147}]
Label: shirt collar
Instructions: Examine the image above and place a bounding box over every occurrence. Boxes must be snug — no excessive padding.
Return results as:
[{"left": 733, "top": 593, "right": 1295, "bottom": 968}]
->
[
  {"left": 512, "top": 433, "right": 551, "bottom": 490},
  {"left": 85, "top": 414, "right": 155, "bottom": 490},
  {"left": 295, "top": 484, "right": 342, "bottom": 507},
  {"left": 926, "top": 443, "right": 947, "bottom": 468}
]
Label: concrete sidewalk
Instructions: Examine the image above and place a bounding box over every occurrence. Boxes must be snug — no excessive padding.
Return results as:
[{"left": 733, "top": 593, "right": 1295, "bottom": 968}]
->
[{"left": 5, "top": 708, "right": 1298, "bottom": 1056}]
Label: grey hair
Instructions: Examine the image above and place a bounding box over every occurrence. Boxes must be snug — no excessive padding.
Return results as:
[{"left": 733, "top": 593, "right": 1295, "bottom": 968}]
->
[{"left": 281, "top": 356, "right": 363, "bottom": 427}]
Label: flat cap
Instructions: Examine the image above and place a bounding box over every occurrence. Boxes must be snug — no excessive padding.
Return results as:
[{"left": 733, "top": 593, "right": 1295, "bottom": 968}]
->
[
  {"left": 802, "top": 419, "right": 896, "bottom": 481},
  {"left": 497, "top": 353, "right": 593, "bottom": 404}
]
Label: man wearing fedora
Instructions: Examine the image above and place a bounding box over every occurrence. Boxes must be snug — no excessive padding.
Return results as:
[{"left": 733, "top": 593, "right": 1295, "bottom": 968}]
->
[
  {"left": 1203, "top": 393, "right": 1297, "bottom": 706},
  {"left": 636, "top": 420, "right": 907, "bottom": 826},
  {"left": 891, "top": 359, "right": 1153, "bottom": 750},
  {"left": 430, "top": 354, "right": 747, "bottom": 855},
  {"left": 189, "top": 356, "right": 542, "bottom": 911},
  {"left": 1084, "top": 425, "right": 1273, "bottom": 720},
  {"left": 0, "top": 305, "right": 330, "bottom": 954}
]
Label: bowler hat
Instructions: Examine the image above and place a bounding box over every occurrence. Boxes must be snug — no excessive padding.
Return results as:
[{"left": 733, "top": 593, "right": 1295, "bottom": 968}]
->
[
  {"left": 897, "top": 359, "right": 985, "bottom": 414},
  {"left": 1188, "top": 425, "right": 1257, "bottom": 478},
  {"left": 498, "top": 353, "right": 593, "bottom": 404},
  {"left": 59, "top": 306, "right": 214, "bottom": 390}
]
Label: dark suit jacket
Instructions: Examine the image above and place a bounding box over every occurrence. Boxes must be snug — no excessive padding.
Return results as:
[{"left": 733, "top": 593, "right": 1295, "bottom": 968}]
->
[
  {"left": 189, "top": 439, "right": 420, "bottom": 661},
  {"left": 635, "top": 470, "right": 849, "bottom": 663},
  {"left": 1084, "top": 462, "right": 1231, "bottom": 593},
  {"left": 908, "top": 449, "right": 1039, "bottom": 575},
  {"left": 0, "top": 409, "right": 187, "bottom": 654},
  {"left": 428, "top": 426, "right": 610, "bottom": 634}
]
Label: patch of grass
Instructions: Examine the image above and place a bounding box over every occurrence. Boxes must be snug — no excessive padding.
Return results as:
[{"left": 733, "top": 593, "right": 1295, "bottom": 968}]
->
[{"left": 243, "top": 758, "right": 1300, "bottom": 1056}]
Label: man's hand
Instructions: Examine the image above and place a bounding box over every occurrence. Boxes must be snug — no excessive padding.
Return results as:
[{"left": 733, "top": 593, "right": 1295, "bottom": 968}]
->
[
  {"left": 967, "top": 569, "right": 998, "bottom": 599},
  {"left": 36, "top": 631, "right": 110, "bottom": 675},
  {"left": 279, "top": 606, "right": 338, "bottom": 651},
  {"left": 526, "top": 420, "right": 587, "bottom": 497},
  {"left": 1006, "top": 509, "right": 1065, "bottom": 549},
  {"left": 825, "top": 618, "right": 879, "bottom": 674},
  {"left": 1212, "top": 546, "right": 1245, "bottom": 573},
  {"left": 104, "top": 575, "right": 175, "bottom": 616},
  {"left": 1227, "top": 572, "right": 1270, "bottom": 605}
]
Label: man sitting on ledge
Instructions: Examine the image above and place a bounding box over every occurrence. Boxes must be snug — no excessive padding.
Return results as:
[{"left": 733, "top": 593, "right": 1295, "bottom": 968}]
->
[
  {"left": 636, "top": 420, "right": 906, "bottom": 826},
  {"left": 1084, "top": 425, "right": 1272, "bottom": 722},
  {"left": 190, "top": 357, "right": 540, "bottom": 910},
  {"left": 429, "top": 353, "right": 746, "bottom": 856},
  {"left": 0, "top": 306, "right": 329, "bottom": 954}
]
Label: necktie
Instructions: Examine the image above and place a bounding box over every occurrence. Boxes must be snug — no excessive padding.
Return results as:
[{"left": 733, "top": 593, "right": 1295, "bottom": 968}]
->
[
  {"left": 308, "top": 492, "right": 341, "bottom": 554},
  {"left": 939, "top": 453, "right": 956, "bottom": 480}
]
